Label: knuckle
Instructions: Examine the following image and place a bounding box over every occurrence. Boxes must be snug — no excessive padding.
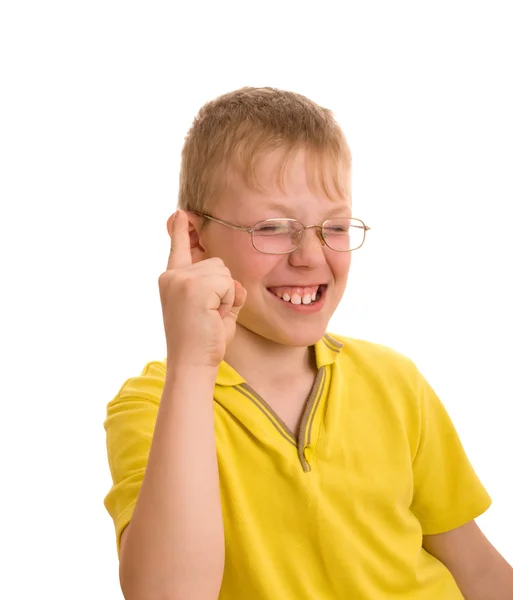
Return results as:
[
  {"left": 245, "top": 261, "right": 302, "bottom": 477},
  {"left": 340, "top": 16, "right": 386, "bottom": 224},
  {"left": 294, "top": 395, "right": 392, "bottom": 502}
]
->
[
  {"left": 209, "top": 257, "right": 225, "bottom": 267},
  {"left": 158, "top": 271, "right": 171, "bottom": 287},
  {"left": 223, "top": 268, "right": 234, "bottom": 281},
  {"left": 160, "top": 270, "right": 188, "bottom": 291}
]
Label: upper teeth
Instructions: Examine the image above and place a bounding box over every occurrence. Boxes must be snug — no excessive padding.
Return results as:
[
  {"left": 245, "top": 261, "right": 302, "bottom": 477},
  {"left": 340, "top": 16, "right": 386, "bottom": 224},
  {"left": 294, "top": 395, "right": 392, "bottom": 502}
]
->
[{"left": 270, "top": 286, "right": 320, "bottom": 305}]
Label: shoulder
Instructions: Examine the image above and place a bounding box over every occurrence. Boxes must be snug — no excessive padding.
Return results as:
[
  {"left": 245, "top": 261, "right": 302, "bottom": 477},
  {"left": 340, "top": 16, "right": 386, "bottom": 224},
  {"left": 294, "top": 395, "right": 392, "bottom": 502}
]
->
[
  {"left": 108, "top": 359, "right": 167, "bottom": 407},
  {"left": 327, "top": 332, "right": 421, "bottom": 386},
  {"left": 327, "top": 334, "right": 427, "bottom": 445},
  {"left": 329, "top": 332, "right": 416, "bottom": 367}
]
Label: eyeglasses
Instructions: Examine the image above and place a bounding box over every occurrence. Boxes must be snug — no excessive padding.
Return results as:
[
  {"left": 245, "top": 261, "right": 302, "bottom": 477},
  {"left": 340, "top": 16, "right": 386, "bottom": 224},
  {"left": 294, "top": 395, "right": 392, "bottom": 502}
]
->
[{"left": 189, "top": 211, "right": 371, "bottom": 255}]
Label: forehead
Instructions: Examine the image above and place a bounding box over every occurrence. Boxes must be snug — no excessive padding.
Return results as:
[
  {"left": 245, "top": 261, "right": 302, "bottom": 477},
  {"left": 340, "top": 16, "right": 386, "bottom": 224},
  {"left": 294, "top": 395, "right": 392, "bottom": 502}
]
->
[{"left": 219, "top": 148, "right": 352, "bottom": 218}]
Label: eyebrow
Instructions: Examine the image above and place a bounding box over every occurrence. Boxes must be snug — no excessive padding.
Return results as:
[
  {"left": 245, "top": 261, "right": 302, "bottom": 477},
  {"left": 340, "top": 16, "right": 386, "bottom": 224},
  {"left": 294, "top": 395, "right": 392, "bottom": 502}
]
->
[{"left": 260, "top": 201, "right": 352, "bottom": 218}]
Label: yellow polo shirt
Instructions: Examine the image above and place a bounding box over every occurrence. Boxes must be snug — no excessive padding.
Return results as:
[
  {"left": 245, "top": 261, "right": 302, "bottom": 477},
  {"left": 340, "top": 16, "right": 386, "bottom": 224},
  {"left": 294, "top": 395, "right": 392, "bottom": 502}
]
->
[{"left": 104, "top": 333, "right": 492, "bottom": 599}]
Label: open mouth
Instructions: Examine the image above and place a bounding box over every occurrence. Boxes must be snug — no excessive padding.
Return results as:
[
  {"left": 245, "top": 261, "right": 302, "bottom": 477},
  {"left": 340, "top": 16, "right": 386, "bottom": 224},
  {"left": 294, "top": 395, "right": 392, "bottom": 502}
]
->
[{"left": 267, "top": 284, "right": 327, "bottom": 306}]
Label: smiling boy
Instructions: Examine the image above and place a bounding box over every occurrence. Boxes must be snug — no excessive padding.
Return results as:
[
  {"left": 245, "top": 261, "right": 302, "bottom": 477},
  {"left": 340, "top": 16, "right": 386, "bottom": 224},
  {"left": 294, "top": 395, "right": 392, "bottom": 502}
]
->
[{"left": 104, "top": 87, "right": 512, "bottom": 599}]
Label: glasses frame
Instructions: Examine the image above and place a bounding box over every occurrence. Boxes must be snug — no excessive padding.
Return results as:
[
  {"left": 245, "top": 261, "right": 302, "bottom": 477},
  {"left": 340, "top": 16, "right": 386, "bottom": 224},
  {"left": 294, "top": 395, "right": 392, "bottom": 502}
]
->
[{"left": 188, "top": 210, "right": 371, "bottom": 254}]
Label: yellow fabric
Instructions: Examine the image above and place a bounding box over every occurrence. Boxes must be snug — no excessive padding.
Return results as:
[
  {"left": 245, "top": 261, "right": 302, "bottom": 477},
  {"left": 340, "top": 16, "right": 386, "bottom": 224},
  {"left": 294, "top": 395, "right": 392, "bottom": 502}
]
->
[{"left": 104, "top": 333, "right": 492, "bottom": 599}]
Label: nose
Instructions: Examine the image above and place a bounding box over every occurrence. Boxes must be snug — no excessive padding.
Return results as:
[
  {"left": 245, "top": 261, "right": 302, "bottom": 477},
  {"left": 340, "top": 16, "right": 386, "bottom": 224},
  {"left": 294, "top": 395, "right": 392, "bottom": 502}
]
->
[
  {"left": 299, "top": 226, "right": 326, "bottom": 247},
  {"left": 287, "top": 226, "right": 326, "bottom": 267}
]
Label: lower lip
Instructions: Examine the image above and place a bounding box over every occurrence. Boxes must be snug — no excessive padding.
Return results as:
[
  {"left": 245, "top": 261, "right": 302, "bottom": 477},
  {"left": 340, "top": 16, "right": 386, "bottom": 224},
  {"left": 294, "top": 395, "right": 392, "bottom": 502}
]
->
[{"left": 266, "top": 287, "right": 327, "bottom": 313}]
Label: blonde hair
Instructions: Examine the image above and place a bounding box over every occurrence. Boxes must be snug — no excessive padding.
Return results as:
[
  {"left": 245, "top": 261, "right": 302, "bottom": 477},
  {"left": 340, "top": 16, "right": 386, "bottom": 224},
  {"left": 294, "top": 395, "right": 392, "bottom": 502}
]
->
[{"left": 178, "top": 87, "right": 352, "bottom": 213}]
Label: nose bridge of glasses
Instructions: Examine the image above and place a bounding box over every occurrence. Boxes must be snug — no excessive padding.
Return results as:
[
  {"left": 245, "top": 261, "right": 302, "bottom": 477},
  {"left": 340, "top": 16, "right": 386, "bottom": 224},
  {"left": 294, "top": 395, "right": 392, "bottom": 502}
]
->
[{"left": 301, "top": 224, "right": 326, "bottom": 246}]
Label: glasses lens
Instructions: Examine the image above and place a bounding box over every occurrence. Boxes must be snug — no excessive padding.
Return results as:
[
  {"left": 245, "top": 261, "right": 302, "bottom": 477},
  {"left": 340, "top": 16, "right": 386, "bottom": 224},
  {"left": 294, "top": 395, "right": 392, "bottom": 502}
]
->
[
  {"left": 323, "top": 218, "right": 365, "bottom": 251},
  {"left": 252, "top": 220, "right": 303, "bottom": 254},
  {"left": 251, "top": 218, "right": 366, "bottom": 253}
]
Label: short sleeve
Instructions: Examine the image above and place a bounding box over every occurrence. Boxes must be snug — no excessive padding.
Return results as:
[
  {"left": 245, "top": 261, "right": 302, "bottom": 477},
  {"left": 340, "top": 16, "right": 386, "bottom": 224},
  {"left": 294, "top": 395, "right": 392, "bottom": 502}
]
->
[
  {"left": 410, "top": 370, "right": 492, "bottom": 535},
  {"left": 103, "top": 360, "right": 166, "bottom": 558}
]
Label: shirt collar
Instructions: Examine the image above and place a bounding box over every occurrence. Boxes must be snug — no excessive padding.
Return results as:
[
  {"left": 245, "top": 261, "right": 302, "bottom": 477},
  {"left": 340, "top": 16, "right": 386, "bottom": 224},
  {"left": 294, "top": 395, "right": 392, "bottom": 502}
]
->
[{"left": 314, "top": 333, "right": 344, "bottom": 368}]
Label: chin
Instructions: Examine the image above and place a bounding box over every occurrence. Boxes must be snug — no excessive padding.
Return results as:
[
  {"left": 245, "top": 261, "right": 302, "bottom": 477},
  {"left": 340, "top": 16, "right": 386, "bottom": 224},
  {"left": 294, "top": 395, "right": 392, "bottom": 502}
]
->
[
  {"left": 237, "top": 291, "right": 340, "bottom": 347},
  {"left": 279, "top": 328, "right": 328, "bottom": 347},
  {"left": 241, "top": 319, "right": 329, "bottom": 348}
]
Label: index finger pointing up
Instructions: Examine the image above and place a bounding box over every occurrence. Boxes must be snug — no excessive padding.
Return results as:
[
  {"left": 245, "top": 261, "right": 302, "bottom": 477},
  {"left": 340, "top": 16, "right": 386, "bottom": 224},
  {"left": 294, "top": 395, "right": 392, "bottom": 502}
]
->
[{"left": 167, "top": 210, "right": 193, "bottom": 270}]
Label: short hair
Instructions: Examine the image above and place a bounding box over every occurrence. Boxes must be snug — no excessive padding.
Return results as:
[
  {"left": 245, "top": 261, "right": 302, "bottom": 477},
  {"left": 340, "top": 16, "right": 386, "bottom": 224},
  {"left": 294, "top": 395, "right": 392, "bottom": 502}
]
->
[{"left": 178, "top": 86, "right": 352, "bottom": 213}]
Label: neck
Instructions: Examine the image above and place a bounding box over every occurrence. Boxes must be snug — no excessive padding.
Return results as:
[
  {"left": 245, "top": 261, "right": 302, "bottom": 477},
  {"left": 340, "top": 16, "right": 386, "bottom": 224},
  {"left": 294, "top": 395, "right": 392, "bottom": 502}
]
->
[{"left": 223, "top": 325, "right": 318, "bottom": 386}]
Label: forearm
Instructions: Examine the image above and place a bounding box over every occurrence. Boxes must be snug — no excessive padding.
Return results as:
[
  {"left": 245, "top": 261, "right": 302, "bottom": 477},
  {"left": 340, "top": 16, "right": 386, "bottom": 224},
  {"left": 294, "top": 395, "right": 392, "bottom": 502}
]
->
[
  {"left": 120, "top": 366, "right": 224, "bottom": 600},
  {"left": 459, "top": 552, "right": 513, "bottom": 600}
]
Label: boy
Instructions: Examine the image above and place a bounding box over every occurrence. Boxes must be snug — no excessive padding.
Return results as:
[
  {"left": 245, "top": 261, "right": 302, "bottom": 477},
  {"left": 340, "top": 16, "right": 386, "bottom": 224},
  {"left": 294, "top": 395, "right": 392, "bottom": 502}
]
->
[{"left": 104, "top": 87, "right": 512, "bottom": 599}]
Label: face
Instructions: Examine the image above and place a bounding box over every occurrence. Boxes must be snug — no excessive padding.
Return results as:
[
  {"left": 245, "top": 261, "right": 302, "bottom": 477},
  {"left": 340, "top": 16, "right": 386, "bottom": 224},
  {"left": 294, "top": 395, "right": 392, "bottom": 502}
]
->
[{"left": 189, "top": 149, "right": 352, "bottom": 347}]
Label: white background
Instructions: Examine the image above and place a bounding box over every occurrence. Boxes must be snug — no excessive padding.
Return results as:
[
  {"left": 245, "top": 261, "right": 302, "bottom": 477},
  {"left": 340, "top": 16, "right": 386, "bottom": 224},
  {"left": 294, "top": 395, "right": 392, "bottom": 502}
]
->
[{"left": 1, "top": 1, "right": 512, "bottom": 598}]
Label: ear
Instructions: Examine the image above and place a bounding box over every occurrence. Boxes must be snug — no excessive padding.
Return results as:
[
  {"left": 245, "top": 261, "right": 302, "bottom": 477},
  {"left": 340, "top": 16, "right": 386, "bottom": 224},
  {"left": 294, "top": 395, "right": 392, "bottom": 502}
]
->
[{"left": 166, "top": 211, "right": 206, "bottom": 263}]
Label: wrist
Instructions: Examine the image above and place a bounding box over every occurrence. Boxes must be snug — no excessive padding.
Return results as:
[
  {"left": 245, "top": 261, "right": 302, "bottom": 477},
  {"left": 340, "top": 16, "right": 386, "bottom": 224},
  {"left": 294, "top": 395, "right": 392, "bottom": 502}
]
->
[{"left": 164, "top": 361, "right": 219, "bottom": 385}]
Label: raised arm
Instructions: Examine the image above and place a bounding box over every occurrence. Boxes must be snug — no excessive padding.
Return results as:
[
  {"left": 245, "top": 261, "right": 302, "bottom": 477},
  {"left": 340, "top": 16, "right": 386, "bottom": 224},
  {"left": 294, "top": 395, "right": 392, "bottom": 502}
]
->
[{"left": 118, "top": 210, "right": 246, "bottom": 600}]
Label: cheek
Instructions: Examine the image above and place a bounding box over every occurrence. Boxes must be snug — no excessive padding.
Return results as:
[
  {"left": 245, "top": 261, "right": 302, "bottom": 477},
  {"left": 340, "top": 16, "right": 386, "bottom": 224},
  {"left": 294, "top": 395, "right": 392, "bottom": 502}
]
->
[
  {"left": 219, "top": 239, "right": 278, "bottom": 285},
  {"left": 330, "top": 253, "right": 352, "bottom": 279},
  {"left": 236, "top": 255, "right": 279, "bottom": 287}
]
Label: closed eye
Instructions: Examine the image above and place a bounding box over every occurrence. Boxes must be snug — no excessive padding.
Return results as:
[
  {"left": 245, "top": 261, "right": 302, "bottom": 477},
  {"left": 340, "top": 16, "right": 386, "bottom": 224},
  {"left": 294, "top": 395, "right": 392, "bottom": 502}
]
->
[
  {"left": 255, "top": 224, "right": 290, "bottom": 235},
  {"left": 324, "top": 225, "right": 349, "bottom": 233}
]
